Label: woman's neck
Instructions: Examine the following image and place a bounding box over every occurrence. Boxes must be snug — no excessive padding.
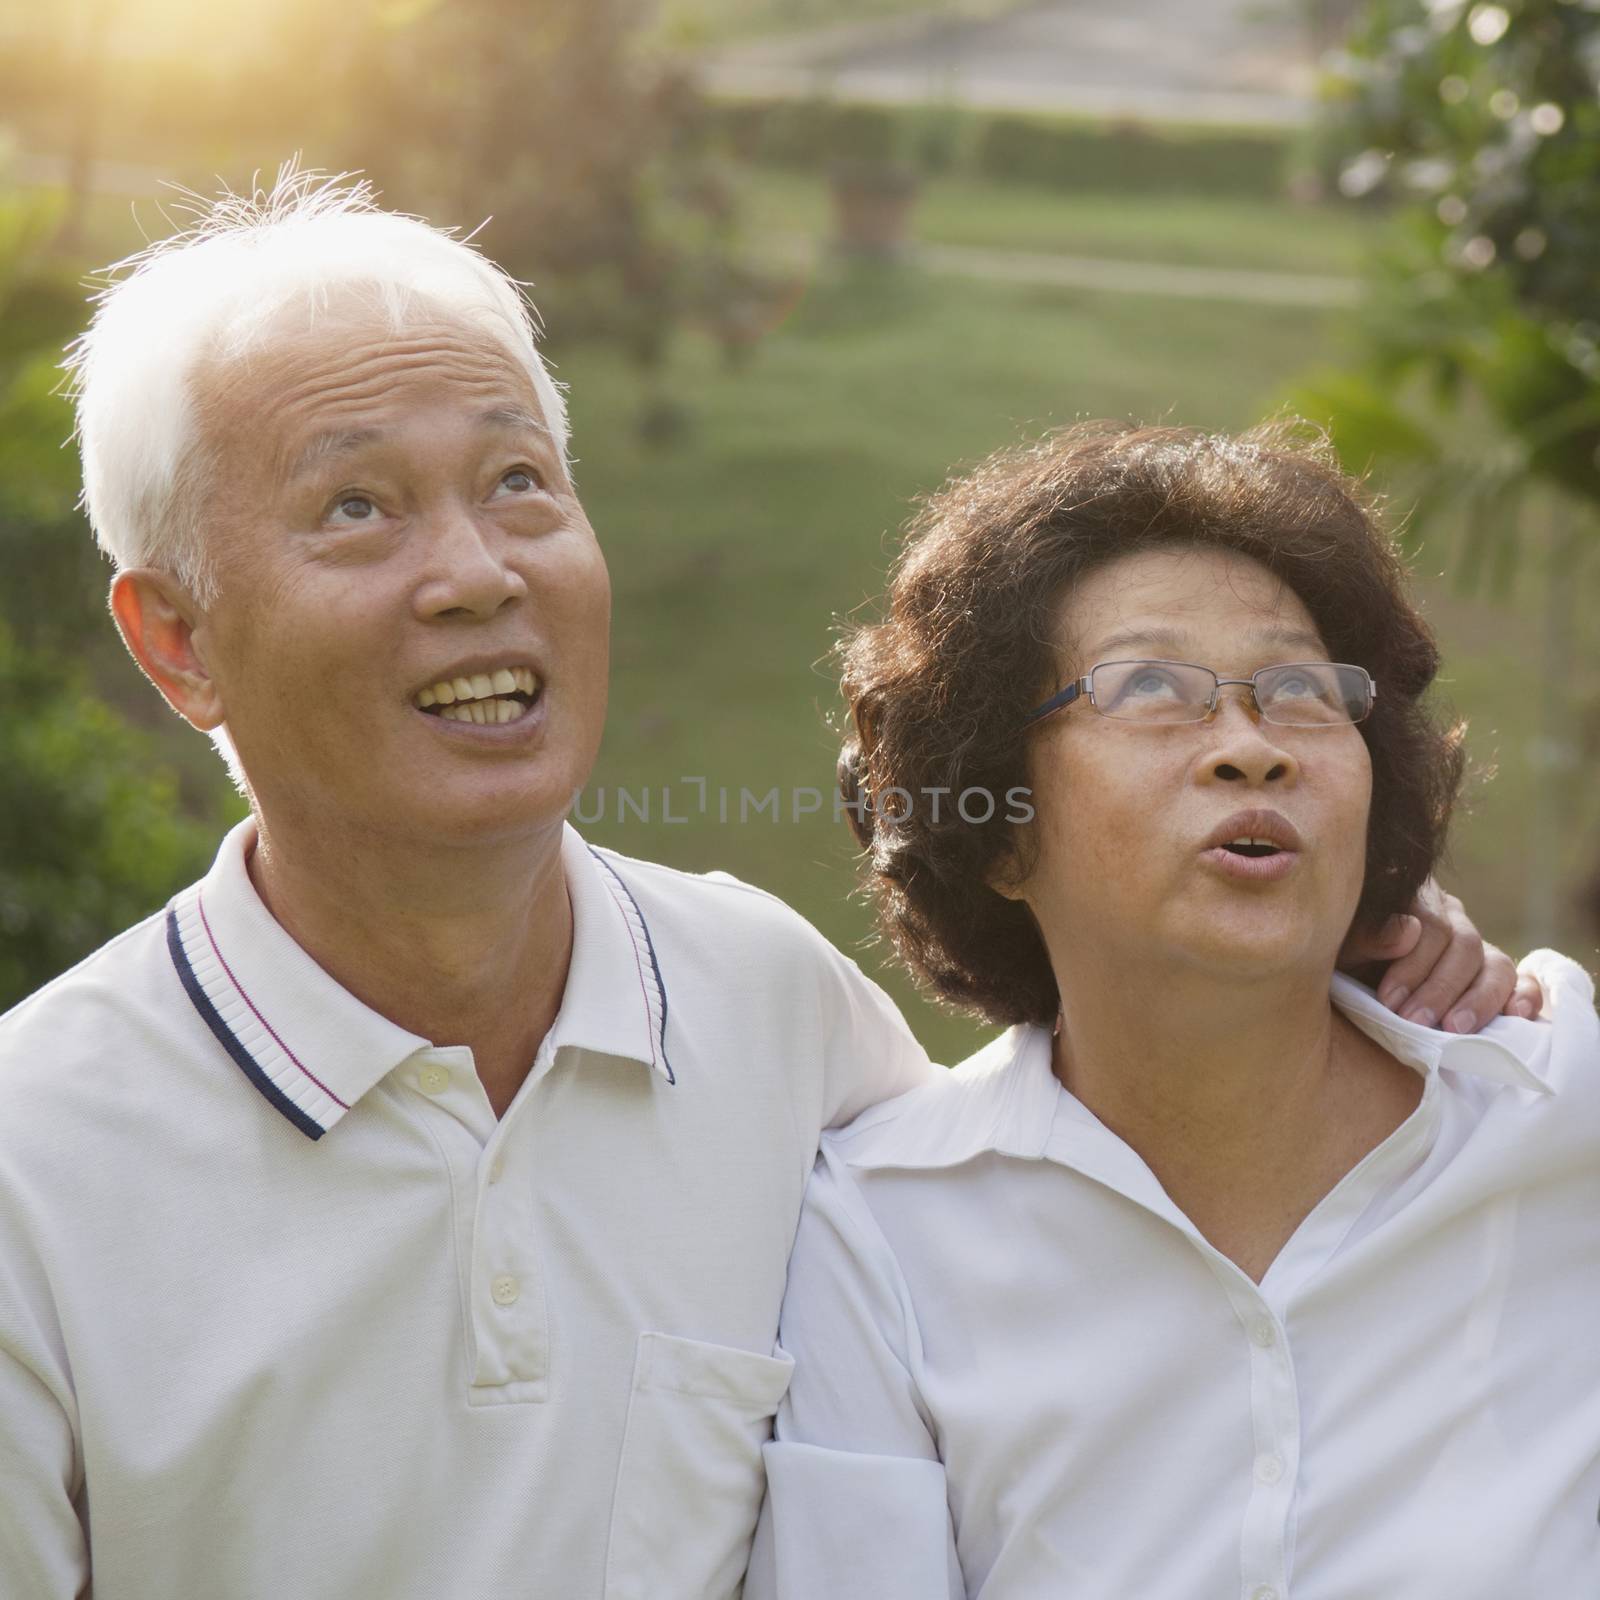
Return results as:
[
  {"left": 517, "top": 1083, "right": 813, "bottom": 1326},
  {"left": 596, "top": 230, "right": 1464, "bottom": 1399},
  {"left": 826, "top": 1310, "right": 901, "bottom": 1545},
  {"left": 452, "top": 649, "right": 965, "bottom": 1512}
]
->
[{"left": 1051, "top": 967, "right": 1422, "bottom": 1281}]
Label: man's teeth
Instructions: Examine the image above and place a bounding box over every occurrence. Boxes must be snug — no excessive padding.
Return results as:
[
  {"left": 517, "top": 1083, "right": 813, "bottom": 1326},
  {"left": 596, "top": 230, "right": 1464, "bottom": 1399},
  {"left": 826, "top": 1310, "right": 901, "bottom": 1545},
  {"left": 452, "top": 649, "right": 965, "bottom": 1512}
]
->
[
  {"left": 415, "top": 666, "right": 538, "bottom": 710},
  {"left": 437, "top": 698, "right": 525, "bottom": 725}
]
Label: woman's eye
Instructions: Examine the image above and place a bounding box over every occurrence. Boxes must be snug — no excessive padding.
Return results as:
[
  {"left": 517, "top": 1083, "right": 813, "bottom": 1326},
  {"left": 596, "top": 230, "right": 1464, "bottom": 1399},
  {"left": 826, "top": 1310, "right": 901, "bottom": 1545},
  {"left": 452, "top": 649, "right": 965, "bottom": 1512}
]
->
[
  {"left": 1270, "top": 671, "right": 1318, "bottom": 700},
  {"left": 1126, "top": 669, "right": 1181, "bottom": 698}
]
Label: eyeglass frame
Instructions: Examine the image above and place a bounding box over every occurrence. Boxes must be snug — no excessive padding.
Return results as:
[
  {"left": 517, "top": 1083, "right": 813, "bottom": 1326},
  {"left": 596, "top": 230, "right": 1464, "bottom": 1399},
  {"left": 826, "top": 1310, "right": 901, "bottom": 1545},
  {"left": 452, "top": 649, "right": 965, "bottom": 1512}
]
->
[{"left": 1021, "top": 658, "right": 1378, "bottom": 730}]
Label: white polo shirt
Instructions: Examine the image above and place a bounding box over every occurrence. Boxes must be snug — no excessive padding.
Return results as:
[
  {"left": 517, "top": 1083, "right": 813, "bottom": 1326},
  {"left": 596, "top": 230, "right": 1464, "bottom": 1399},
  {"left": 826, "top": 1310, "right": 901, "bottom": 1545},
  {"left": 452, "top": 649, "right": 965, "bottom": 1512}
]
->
[
  {"left": 0, "top": 819, "right": 934, "bottom": 1600},
  {"left": 750, "top": 953, "right": 1600, "bottom": 1600}
]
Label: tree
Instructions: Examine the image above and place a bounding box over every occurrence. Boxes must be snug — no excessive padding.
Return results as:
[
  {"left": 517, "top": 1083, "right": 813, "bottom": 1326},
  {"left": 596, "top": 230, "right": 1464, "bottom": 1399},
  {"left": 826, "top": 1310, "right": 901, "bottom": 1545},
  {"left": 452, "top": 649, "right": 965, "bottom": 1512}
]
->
[
  {"left": 0, "top": 622, "right": 220, "bottom": 1010},
  {"left": 1302, "top": 0, "right": 1600, "bottom": 945},
  {"left": 255, "top": 0, "right": 773, "bottom": 435},
  {"left": 0, "top": 193, "right": 220, "bottom": 1011}
]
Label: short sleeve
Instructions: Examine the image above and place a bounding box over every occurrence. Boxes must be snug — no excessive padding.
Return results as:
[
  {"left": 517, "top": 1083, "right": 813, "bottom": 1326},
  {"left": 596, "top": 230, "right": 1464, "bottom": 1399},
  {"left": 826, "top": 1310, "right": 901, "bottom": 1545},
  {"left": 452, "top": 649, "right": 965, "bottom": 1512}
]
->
[
  {"left": 744, "top": 1144, "right": 963, "bottom": 1600},
  {"left": 0, "top": 1192, "right": 87, "bottom": 1599},
  {"left": 815, "top": 946, "right": 938, "bottom": 1130}
]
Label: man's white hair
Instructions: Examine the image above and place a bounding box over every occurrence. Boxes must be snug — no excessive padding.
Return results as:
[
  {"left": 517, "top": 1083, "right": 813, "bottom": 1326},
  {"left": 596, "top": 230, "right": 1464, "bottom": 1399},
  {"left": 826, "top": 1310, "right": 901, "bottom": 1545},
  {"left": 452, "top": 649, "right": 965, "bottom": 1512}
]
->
[{"left": 65, "top": 162, "right": 569, "bottom": 604}]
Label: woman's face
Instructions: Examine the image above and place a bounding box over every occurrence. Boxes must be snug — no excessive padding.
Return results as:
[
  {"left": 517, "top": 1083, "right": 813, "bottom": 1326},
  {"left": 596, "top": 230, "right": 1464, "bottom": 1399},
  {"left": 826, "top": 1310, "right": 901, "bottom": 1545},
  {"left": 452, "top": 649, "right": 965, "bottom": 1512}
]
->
[{"left": 1006, "top": 545, "right": 1373, "bottom": 988}]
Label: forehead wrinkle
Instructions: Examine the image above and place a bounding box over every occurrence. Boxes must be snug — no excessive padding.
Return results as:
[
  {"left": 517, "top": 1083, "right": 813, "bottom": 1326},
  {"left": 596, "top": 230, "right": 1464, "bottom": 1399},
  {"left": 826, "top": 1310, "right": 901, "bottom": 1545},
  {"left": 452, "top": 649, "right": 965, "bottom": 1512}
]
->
[
  {"left": 270, "top": 343, "right": 534, "bottom": 420},
  {"left": 219, "top": 314, "right": 535, "bottom": 426},
  {"left": 251, "top": 355, "right": 545, "bottom": 490},
  {"left": 280, "top": 403, "right": 555, "bottom": 487}
]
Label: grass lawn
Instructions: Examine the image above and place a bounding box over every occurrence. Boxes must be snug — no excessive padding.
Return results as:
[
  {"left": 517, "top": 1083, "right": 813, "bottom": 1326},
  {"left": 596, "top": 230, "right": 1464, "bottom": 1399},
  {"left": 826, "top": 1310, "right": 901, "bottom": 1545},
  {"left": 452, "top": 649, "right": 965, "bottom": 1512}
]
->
[{"left": 740, "top": 167, "right": 1392, "bottom": 277}]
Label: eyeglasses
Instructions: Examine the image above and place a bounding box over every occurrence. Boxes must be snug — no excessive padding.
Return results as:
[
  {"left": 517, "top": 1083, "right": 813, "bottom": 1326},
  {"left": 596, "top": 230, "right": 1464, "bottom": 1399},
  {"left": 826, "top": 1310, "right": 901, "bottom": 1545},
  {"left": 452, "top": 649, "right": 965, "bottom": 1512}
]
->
[{"left": 1023, "top": 659, "right": 1377, "bottom": 729}]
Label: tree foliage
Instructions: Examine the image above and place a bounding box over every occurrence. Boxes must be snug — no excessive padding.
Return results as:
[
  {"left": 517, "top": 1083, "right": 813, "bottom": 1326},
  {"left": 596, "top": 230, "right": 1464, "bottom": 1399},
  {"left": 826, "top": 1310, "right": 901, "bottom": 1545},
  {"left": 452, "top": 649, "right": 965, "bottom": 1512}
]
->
[
  {"left": 0, "top": 622, "right": 217, "bottom": 1011},
  {"left": 251, "top": 0, "right": 773, "bottom": 398},
  {"left": 0, "top": 196, "right": 218, "bottom": 1011},
  {"left": 1304, "top": 0, "right": 1600, "bottom": 530}
]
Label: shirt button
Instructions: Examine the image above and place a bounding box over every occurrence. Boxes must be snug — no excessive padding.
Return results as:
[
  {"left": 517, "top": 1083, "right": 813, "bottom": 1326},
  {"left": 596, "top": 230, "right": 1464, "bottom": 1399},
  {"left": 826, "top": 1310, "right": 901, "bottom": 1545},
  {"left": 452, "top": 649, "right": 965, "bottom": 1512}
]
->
[
  {"left": 1255, "top": 1454, "right": 1284, "bottom": 1485},
  {"left": 488, "top": 1157, "right": 504, "bottom": 1184},
  {"left": 1249, "top": 1317, "right": 1278, "bottom": 1348},
  {"left": 1249, "top": 1588, "right": 1279, "bottom": 1600},
  {"left": 418, "top": 1064, "right": 451, "bottom": 1095},
  {"left": 490, "top": 1274, "right": 520, "bottom": 1307}
]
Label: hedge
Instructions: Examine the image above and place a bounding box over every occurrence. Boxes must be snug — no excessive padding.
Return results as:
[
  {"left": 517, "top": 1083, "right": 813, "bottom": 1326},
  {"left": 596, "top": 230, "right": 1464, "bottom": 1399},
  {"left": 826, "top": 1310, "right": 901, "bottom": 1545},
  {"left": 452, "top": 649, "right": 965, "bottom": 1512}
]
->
[{"left": 709, "top": 94, "right": 1295, "bottom": 197}]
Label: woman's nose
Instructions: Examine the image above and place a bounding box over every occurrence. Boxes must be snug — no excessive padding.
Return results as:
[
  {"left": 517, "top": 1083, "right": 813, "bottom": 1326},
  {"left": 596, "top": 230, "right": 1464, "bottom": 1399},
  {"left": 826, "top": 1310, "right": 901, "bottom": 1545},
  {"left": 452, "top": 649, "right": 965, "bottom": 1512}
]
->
[{"left": 1199, "top": 692, "right": 1299, "bottom": 786}]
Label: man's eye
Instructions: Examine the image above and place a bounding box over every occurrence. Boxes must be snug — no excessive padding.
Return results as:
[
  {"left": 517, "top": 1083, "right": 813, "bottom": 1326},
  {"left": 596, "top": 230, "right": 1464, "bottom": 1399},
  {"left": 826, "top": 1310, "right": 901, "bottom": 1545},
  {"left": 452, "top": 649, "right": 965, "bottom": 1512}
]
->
[
  {"left": 496, "top": 467, "right": 543, "bottom": 495},
  {"left": 330, "top": 494, "right": 376, "bottom": 522}
]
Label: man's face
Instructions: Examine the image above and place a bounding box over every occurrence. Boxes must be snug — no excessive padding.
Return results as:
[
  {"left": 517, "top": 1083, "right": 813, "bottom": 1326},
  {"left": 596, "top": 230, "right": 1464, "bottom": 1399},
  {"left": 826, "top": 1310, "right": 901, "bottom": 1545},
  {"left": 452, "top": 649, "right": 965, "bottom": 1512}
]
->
[{"left": 189, "top": 304, "right": 610, "bottom": 852}]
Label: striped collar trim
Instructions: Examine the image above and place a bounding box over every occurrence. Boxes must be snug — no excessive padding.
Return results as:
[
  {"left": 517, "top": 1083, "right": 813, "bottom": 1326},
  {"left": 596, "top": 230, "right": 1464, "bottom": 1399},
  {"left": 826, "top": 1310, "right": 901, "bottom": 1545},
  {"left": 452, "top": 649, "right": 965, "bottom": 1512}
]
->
[
  {"left": 167, "top": 821, "right": 676, "bottom": 1142},
  {"left": 552, "top": 831, "right": 675, "bottom": 1085},
  {"left": 166, "top": 897, "right": 342, "bottom": 1140}
]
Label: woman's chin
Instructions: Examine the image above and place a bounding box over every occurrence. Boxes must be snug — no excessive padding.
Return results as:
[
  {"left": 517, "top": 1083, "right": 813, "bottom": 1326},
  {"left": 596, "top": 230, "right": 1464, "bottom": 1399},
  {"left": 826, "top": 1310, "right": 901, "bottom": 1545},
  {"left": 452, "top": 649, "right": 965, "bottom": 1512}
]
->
[{"left": 1166, "top": 911, "right": 1338, "bottom": 983}]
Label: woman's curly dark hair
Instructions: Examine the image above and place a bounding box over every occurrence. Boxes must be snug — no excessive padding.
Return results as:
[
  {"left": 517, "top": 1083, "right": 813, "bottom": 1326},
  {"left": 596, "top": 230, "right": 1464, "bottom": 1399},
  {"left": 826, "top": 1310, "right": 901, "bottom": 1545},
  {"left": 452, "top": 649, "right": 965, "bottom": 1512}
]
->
[{"left": 837, "top": 419, "right": 1466, "bottom": 1027}]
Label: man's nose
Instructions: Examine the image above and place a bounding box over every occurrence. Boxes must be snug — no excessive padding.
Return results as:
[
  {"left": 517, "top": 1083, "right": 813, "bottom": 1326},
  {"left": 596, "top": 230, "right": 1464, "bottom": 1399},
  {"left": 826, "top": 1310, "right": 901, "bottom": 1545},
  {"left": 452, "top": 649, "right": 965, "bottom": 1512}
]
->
[
  {"left": 1199, "top": 690, "right": 1299, "bottom": 786},
  {"left": 413, "top": 507, "right": 529, "bottom": 620}
]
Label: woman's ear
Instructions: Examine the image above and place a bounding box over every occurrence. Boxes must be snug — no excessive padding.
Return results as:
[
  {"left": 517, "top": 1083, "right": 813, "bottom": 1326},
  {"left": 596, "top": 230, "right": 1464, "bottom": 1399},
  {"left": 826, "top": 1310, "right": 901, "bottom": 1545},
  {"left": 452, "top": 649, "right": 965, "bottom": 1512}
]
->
[
  {"left": 986, "top": 834, "right": 1029, "bottom": 902},
  {"left": 110, "top": 569, "right": 227, "bottom": 731}
]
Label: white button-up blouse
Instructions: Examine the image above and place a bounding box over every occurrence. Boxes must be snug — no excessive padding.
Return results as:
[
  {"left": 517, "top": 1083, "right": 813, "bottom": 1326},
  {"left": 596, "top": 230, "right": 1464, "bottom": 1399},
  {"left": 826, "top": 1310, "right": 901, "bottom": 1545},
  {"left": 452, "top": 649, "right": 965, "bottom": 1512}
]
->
[{"left": 751, "top": 953, "right": 1600, "bottom": 1599}]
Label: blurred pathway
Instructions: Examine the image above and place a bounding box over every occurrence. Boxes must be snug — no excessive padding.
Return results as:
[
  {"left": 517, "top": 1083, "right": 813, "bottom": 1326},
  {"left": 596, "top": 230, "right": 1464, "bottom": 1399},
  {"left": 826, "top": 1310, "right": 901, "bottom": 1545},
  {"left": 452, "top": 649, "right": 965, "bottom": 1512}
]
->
[
  {"left": 702, "top": 0, "right": 1316, "bottom": 127},
  {"left": 916, "top": 241, "right": 1358, "bottom": 307}
]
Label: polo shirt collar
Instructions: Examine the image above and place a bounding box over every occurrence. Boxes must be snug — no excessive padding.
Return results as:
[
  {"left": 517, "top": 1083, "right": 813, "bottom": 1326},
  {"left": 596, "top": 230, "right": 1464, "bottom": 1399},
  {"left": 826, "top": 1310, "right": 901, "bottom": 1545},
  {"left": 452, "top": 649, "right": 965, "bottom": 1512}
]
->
[
  {"left": 546, "top": 827, "right": 675, "bottom": 1084},
  {"left": 166, "top": 818, "right": 430, "bottom": 1140},
  {"left": 167, "top": 819, "right": 673, "bottom": 1143}
]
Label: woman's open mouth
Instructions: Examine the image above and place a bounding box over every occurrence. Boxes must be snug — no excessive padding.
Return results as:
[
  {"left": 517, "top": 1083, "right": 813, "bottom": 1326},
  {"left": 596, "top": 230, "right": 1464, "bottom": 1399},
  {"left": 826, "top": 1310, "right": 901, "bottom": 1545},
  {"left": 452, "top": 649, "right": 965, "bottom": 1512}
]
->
[
  {"left": 1199, "top": 812, "right": 1303, "bottom": 881},
  {"left": 1202, "top": 838, "right": 1299, "bottom": 881}
]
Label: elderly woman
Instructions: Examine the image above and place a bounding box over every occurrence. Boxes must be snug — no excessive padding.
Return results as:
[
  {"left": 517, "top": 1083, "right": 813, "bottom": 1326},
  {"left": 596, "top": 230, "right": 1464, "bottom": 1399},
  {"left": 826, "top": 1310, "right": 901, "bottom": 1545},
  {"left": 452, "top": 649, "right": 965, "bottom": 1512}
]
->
[{"left": 747, "top": 422, "right": 1600, "bottom": 1599}]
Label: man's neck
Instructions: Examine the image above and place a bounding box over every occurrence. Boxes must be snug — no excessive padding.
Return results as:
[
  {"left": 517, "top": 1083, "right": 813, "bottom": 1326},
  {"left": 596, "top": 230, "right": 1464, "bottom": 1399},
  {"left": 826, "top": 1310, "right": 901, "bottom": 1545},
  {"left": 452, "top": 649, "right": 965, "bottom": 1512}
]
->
[
  {"left": 246, "top": 810, "right": 573, "bottom": 1120},
  {"left": 1051, "top": 961, "right": 1422, "bottom": 1282}
]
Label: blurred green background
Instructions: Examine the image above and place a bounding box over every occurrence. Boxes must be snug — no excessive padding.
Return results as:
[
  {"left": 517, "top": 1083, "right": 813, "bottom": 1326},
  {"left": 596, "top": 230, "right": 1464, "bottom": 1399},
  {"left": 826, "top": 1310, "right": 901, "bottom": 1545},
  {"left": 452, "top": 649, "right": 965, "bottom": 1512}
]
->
[{"left": 1, "top": 0, "right": 1596, "bottom": 1061}]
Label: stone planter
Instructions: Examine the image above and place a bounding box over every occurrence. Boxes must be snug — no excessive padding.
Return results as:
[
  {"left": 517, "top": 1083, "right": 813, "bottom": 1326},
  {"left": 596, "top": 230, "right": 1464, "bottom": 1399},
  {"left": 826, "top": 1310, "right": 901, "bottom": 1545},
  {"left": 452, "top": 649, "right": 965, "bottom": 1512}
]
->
[{"left": 828, "top": 160, "right": 921, "bottom": 259}]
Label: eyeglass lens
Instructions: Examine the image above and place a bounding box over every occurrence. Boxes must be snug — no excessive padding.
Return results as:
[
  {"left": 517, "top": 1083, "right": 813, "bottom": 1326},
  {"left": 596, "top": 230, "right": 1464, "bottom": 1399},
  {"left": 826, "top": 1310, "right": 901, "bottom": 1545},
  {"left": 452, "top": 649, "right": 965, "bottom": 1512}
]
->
[{"left": 1088, "top": 660, "right": 1372, "bottom": 725}]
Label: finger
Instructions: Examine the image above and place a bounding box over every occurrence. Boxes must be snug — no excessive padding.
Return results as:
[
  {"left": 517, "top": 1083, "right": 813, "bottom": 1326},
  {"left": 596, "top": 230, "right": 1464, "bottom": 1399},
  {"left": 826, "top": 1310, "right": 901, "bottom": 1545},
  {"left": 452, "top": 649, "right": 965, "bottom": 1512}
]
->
[
  {"left": 1502, "top": 970, "right": 1545, "bottom": 1020},
  {"left": 1404, "top": 930, "right": 1497, "bottom": 1031},
  {"left": 1435, "top": 947, "right": 1520, "bottom": 1034},
  {"left": 1373, "top": 913, "right": 1453, "bottom": 1013},
  {"left": 1341, "top": 912, "right": 1421, "bottom": 967}
]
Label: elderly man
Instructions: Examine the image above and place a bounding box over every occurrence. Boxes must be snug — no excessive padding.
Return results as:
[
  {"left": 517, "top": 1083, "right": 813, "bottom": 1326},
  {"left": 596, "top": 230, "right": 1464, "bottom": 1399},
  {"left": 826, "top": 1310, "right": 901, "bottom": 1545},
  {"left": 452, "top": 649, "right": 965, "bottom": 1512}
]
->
[{"left": 0, "top": 171, "right": 1532, "bottom": 1599}]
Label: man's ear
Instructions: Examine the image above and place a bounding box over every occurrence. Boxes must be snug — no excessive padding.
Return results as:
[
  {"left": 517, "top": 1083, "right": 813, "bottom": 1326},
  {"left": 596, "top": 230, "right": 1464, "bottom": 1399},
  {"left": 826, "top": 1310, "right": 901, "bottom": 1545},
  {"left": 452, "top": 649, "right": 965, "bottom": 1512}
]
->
[{"left": 110, "top": 569, "right": 226, "bottom": 732}]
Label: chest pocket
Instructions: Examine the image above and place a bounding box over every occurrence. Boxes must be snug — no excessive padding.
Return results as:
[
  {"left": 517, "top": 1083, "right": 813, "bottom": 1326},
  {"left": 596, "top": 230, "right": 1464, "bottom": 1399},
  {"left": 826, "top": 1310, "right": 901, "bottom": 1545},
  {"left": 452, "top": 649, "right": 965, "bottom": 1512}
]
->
[{"left": 604, "top": 1331, "right": 795, "bottom": 1600}]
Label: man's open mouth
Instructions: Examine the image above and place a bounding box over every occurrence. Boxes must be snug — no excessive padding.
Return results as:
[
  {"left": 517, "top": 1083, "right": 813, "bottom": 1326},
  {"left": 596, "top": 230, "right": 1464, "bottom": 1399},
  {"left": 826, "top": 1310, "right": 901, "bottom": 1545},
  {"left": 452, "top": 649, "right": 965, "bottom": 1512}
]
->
[{"left": 413, "top": 667, "right": 541, "bottom": 726}]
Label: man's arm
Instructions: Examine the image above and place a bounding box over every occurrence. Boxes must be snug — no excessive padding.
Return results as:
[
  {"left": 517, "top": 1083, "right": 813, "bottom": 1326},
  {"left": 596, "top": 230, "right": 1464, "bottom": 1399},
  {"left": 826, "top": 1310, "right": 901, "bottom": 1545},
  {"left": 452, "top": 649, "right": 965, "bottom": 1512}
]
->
[
  {"left": 0, "top": 1258, "right": 87, "bottom": 1598},
  {"left": 1341, "top": 878, "right": 1542, "bottom": 1031},
  {"left": 822, "top": 878, "right": 1538, "bottom": 1132},
  {"left": 817, "top": 946, "right": 939, "bottom": 1128},
  {"left": 746, "top": 1146, "right": 963, "bottom": 1600}
]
